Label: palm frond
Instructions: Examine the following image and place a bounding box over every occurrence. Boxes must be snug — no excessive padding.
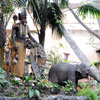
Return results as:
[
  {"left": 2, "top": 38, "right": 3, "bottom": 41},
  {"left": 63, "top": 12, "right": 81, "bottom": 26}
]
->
[
  {"left": 77, "top": 4, "right": 100, "bottom": 19},
  {"left": 29, "top": 0, "right": 41, "bottom": 25},
  {"left": 60, "top": 0, "right": 68, "bottom": 8},
  {"left": 47, "top": 3, "right": 63, "bottom": 38},
  {"left": 16, "top": 0, "right": 26, "bottom": 7}
]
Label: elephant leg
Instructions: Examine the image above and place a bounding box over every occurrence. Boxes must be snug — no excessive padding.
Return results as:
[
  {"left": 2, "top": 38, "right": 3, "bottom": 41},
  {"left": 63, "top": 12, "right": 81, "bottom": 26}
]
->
[
  {"left": 68, "top": 77, "right": 77, "bottom": 95},
  {"left": 49, "top": 72, "right": 58, "bottom": 83}
]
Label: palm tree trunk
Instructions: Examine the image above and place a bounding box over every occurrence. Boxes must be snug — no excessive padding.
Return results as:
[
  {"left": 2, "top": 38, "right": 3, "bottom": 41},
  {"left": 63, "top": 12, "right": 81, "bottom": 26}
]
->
[
  {"left": 68, "top": 5, "right": 100, "bottom": 40},
  {"left": 39, "top": 0, "right": 47, "bottom": 47},
  {"left": 60, "top": 24, "right": 90, "bottom": 67}
]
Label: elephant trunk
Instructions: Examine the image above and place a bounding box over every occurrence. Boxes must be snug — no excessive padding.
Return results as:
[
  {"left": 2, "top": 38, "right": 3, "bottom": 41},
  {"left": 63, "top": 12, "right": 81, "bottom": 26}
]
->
[{"left": 88, "top": 69, "right": 100, "bottom": 83}]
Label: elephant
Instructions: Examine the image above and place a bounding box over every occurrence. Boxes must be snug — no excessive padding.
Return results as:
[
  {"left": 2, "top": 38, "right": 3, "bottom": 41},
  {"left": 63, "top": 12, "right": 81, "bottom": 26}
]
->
[{"left": 48, "top": 62, "right": 100, "bottom": 92}]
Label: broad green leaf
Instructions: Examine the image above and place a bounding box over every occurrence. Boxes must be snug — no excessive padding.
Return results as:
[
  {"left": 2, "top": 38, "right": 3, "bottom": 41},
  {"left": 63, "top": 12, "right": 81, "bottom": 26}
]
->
[
  {"left": 25, "top": 76, "right": 32, "bottom": 83},
  {"left": 11, "top": 79, "right": 19, "bottom": 85},
  {"left": 0, "top": 74, "right": 5, "bottom": 79},
  {"left": 34, "top": 89, "right": 40, "bottom": 98},
  {"left": 29, "top": 88, "right": 34, "bottom": 98}
]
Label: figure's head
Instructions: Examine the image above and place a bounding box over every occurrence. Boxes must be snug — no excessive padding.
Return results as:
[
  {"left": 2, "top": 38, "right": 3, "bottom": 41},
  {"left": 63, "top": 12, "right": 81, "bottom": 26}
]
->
[
  {"left": 19, "top": 8, "right": 27, "bottom": 24},
  {"left": 13, "top": 15, "right": 17, "bottom": 21},
  {"left": 75, "top": 63, "right": 89, "bottom": 79}
]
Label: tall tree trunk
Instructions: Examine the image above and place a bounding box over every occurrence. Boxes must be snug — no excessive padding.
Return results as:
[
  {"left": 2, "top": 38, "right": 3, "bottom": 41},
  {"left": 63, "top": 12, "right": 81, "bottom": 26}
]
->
[
  {"left": 39, "top": 0, "right": 47, "bottom": 47},
  {"left": 68, "top": 5, "right": 100, "bottom": 40},
  {"left": 60, "top": 24, "right": 100, "bottom": 78},
  {"left": 0, "top": 19, "right": 5, "bottom": 68},
  {"left": 60, "top": 24, "right": 90, "bottom": 68},
  {"left": 39, "top": 26, "right": 45, "bottom": 47}
]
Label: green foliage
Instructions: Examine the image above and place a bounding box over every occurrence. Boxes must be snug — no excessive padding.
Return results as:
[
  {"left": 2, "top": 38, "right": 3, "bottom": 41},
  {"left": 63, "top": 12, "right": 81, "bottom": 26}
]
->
[
  {"left": 16, "top": 0, "right": 26, "bottom": 7},
  {"left": 0, "top": 0, "right": 14, "bottom": 14},
  {"left": 90, "top": 61, "right": 100, "bottom": 68},
  {"left": 29, "top": 87, "right": 40, "bottom": 99},
  {"left": 0, "top": 67, "right": 9, "bottom": 89},
  {"left": 30, "top": 0, "right": 64, "bottom": 37},
  {"left": 47, "top": 3, "right": 63, "bottom": 37},
  {"left": 34, "top": 89, "right": 40, "bottom": 98},
  {"left": 58, "top": 43, "right": 64, "bottom": 48},
  {"left": 49, "top": 83, "right": 61, "bottom": 93},
  {"left": 36, "top": 77, "right": 61, "bottom": 94},
  {"left": 60, "top": 0, "right": 68, "bottom": 8},
  {"left": 29, "top": 0, "right": 41, "bottom": 25},
  {"left": 47, "top": 46, "right": 63, "bottom": 64},
  {"left": 64, "top": 80, "right": 76, "bottom": 95},
  {"left": 95, "top": 83, "right": 100, "bottom": 96},
  {"left": 77, "top": 89, "right": 98, "bottom": 100},
  {"left": 29, "top": 88, "right": 34, "bottom": 98},
  {"left": 47, "top": 50, "right": 62, "bottom": 64},
  {"left": 77, "top": 3, "right": 100, "bottom": 19},
  {"left": 78, "top": 82, "right": 90, "bottom": 89},
  {"left": 64, "top": 59, "right": 69, "bottom": 63},
  {"left": 8, "top": 90, "right": 13, "bottom": 97},
  {"left": 36, "top": 78, "right": 49, "bottom": 89},
  {"left": 11, "top": 79, "right": 20, "bottom": 85},
  {"left": 22, "top": 74, "right": 33, "bottom": 83}
]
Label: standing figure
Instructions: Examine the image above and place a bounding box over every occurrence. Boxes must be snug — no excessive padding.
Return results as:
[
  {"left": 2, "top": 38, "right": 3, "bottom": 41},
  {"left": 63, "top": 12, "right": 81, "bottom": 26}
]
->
[
  {"left": 11, "top": 9, "right": 28, "bottom": 77},
  {"left": 11, "top": 7, "right": 47, "bottom": 77}
]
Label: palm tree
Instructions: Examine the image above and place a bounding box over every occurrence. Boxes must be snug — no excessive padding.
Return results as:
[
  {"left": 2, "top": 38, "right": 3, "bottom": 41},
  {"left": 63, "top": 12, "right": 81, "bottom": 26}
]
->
[
  {"left": 13, "top": 0, "right": 100, "bottom": 73},
  {"left": 29, "top": 0, "right": 65, "bottom": 46},
  {"left": 28, "top": 0, "right": 90, "bottom": 68},
  {"left": 75, "top": 2, "right": 100, "bottom": 40},
  {"left": 54, "top": 0, "right": 100, "bottom": 40},
  {"left": 25, "top": 0, "right": 100, "bottom": 45}
]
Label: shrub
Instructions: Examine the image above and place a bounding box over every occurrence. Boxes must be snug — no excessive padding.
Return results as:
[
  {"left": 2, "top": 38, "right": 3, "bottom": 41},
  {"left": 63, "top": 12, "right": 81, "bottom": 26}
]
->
[
  {"left": 0, "top": 67, "right": 9, "bottom": 89},
  {"left": 64, "top": 80, "right": 76, "bottom": 95},
  {"left": 77, "top": 88, "right": 98, "bottom": 100}
]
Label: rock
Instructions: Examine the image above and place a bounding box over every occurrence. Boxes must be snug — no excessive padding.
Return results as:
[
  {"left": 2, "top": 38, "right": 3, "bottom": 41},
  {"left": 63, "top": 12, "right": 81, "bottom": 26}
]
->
[
  {"left": 0, "top": 96, "right": 28, "bottom": 100},
  {"left": 40, "top": 94, "right": 87, "bottom": 100}
]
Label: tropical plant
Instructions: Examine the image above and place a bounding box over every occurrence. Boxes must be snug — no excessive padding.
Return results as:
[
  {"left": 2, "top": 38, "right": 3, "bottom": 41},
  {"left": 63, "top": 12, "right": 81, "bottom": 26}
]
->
[
  {"left": 3, "top": 0, "right": 100, "bottom": 75},
  {"left": 8, "top": 90, "right": 14, "bottom": 97},
  {"left": 29, "top": 87, "right": 40, "bottom": 99},
  {"left": 90, "top": 61, "right": 100, "bottom": 68},
  {"left": 0, "top": 0, "right": 15, "bottom": 27},
  {"left": 63, "top": 80, "right": 76, "bottom": 95},
  {"left": 77, "top": 88, "right": 98, "bottom": 100},
  {"left": 29, "top": 0, "right": 63, "bottom": 47},
  {"left": 49, "top": 83, "right": 61, "bottom": 94},
  {"left": 78, "top": 82, "right": 90, "bottom": 89},
  {"left": 47, "top": 46, "right": 63, "bottom": 64},
  {"left": 96, "top": 83, "right": 100, "bottom": 96},
  {"left": 0, "top": 67, "right": 9, "bottom": 89},
  {"left": 0, "top": 0, "right": 14, "bottom": 14},
  {"left": 11, "top": 79, "right": 20, "bottom": 85},
  {"left": 3, "top": 0, "right": 98, "bottom": 69},
  {"left": 28, "top": 0, "right": 93, "bottom": 71},
  {"left": 78, "top": 4, "right": 100, "bottom": 19},
  {"left": 36, "top": 78, "right": 49, "bottom": 89},
  {"left": 22, "top": 74, "right": 33, "bottom": 83},
  {"left": 68, "top": 0, "right": 100, "bottom": 40}
]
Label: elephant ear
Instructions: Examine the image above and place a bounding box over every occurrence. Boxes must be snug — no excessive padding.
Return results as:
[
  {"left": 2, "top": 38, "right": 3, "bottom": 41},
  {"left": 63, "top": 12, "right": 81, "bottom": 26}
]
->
[{"left": 76, "top": 64, "right": 82, "bottom": 73}]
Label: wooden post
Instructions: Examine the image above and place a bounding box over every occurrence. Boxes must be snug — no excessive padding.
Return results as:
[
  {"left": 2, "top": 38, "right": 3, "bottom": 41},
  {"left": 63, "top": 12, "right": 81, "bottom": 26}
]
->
[{"left": 30, "top": 53, "right": 40, "bottom": 78}]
